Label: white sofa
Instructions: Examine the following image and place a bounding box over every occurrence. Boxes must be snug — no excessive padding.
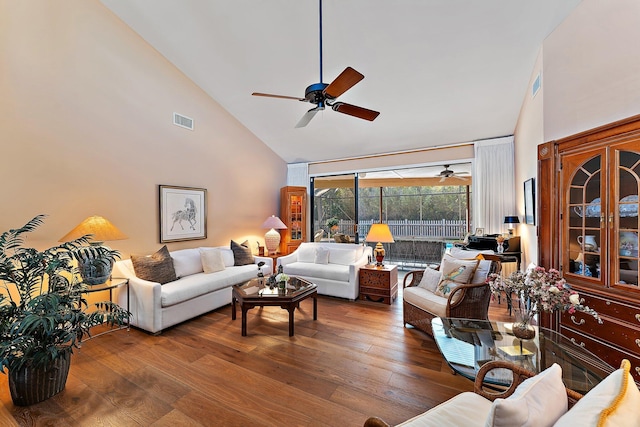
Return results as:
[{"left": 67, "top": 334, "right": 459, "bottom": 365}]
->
[
  {"left": 277, "top": 242, "right": 372, "bottom": 300},
  {"left": 112, "top": 247, "right": 272, "bottom": 334}
]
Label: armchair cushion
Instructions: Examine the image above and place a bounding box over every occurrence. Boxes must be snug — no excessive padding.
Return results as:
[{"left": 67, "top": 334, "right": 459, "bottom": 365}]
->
[
  {"left": 418, "top": 267, "right": 441, "bottom": 292},
  {"left": 403, "top": 287, "right": 448, "bottom": 318},
  {"left": 485, "top": 363, "right": 567, "bottom": 427},
  {"left": 435, "top": 257, "right": 479, "bottom": 299}
]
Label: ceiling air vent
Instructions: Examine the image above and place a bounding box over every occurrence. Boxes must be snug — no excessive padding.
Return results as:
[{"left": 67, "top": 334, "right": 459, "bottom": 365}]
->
[{"left": 173, "top": 112, "right": 194, "bottom": 130}]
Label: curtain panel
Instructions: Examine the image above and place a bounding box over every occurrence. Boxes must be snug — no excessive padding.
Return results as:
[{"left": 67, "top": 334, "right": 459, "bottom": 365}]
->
[{"left": 472, "top": 136, "right": 516, "bottom": 234}]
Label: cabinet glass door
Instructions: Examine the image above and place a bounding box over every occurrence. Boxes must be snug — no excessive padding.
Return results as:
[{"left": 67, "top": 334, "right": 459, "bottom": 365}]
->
[
  {"left": 565, "top": 153, "right": 602, "bottom": 281},
  {"left": 614, "top": 149, "right": 640, "bottom": 289},
  {"left": 288, "top": 193, "right": 304, "bottom": 241}
]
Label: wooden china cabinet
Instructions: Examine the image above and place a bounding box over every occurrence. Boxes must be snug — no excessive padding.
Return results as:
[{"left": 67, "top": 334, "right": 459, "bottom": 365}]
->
[
  {"left": 538, "top": 114, "right": 640, "bottom": 382},
  {"left": 279, "top": 186, "right": 307, "bottom": 255}
]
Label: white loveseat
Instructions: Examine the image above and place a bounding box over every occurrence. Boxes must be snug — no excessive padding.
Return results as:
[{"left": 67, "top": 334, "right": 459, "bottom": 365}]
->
[
  {"left": 112, "top": 247, "right": 272, "bottom": 334},
  {"left": 277, "top": 242, "right": 372, "bottom": 300}
]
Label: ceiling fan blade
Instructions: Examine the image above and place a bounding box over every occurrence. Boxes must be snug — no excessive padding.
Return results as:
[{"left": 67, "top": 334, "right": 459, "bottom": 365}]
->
[
  {"left": 295, "top": 106, "right": 324, "bottom": 128},
  {"left": 323, "top": 67, "right": 364, "bottom": 99},
  {"left": 331, "top": 102, "right": 380, "bottom": 121},
  {"left": 252, "top": 92, "right": 306, "bottom": 101},
  {"left": 454, "top": 175, "right": 469, "bottom": 181},
  {"left": 439, "top": 176, "right": 446, "bottom": 183}
]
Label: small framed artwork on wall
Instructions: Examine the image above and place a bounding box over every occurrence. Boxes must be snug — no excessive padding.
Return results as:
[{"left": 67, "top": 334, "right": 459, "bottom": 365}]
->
[
  {"left": 524, "top": 178, "right": 536, "bottom": 225},
  {"left": 475, "top": 228, "right": 485, "bottom": 236},
  {"left": 159, "top": 185, "right": 207, "bottom": 243}
]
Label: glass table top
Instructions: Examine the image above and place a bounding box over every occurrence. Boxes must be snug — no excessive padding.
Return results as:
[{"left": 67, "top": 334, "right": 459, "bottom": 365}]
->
[
  {"left": 432, "top": 317, "right": 615, "bottom": 394},
  {"left": 234, "top": 276, "right": 316, "bottom": 298}
]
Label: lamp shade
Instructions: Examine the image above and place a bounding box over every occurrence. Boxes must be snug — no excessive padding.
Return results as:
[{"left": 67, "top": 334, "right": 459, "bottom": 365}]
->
[
  {"left": 504, "top": 216, "right": 520, "bottom": 225},
  {"left": 59, "top": 216, "right": 128, "bottom": 242},
  {"left": 261, "top": 215, "right": 287, "bottom": 230},
  {"left": 365, "top": 223, "right": 395, "bottom": 243}
]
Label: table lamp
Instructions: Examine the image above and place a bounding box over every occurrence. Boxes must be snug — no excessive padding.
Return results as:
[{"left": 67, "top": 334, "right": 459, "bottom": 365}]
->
[
  {"left": 365, "top": 223, "right": 395, "bottom": 267},
  {"left": 262, "top": 215, "right": 287, "bottom": 255},
  {"left": 59, "top": 215, "right": 128, "bottom": 284},
  {"left": 504, "top": 215, "right": 520, "bottom": 236}
]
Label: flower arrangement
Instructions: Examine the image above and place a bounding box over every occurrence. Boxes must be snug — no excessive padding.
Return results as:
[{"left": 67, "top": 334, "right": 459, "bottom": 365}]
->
[
  {"left": 487, "top": 266, "right": 602, "bottom": 327},
  {"left": 276, "top": 273, "right": 290, "bottom": 283},
  {"left": 496, "top": 235, "right": 506, "bottom": 244}
]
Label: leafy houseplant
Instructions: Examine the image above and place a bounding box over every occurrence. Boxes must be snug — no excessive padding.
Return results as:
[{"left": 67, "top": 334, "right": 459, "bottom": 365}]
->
[
  {"left": 326, "top": 218, "right": 339, "bottom": 236},
  {"left": 0, "top": 215, "right": 130, "bottom": 405}
]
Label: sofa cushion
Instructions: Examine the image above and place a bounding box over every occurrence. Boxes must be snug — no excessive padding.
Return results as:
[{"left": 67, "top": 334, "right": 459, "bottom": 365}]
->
[
  {"left": 403, "top": 286, "right": 448, "bottom": 318},
  {"left": 471, "top": 259, "right": 493, "bottom": 285},
  {"left": 200, "top": 248, "right": 226, "bottom": 274},
  {"left": 315, "top": 247, "right": 330, "bottom": 264},
  {"left": 160, "top": 264, "right": 258, "bottom": 307},
  {"left": 297, "top": 245, "right": 317, "bottom": 263},
  {"left": 329, "top": 248, "right": 357, "bottom": 265},
  {"left": 282, "top": 261, "right": 350, "bottom": 282},
  {"left": 554, "top": 359, "right": 640, "bottom": 427},
  {"left": 418, "top": 267, "right": 441, "bottom": 292},
  {"left": 217, "top": 246, "right": 235, "bottom": 267},
  {"left": 231, "top": 240, "right": 254, "bottom": 266},
  {"left": 485, "top": 363, "right": 566, "bottom": 427},
  {"left": 171, "top": 248, "right": 204, "bottom": 278},
  {"left": 397, "top": 391, "right": 493, "bottom": 427},
  {"left": 131, "top": 245, "right": 177, "bottom": 284},
  {"left": 435, "top": 257, "right": 479, "bottom": 298}
]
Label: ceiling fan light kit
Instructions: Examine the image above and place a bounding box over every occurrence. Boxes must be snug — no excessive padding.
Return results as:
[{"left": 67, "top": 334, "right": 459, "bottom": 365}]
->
[{"left": 252, "top": 0, "right": 379, "bottom": 128}]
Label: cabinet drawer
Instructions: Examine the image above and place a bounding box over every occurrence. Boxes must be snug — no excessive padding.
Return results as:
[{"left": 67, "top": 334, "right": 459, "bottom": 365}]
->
[
  {"left": 560, "top": 326, "right": 640, "bottom": 384},
  {"left": 359, "top": 269, "right": 398, "bottom": 290},
  {"left": 561, "top": 311, "right": 640, "bottom": 357},
  {"left": 578, "top": 293, "right": 640, "bottom": 326}
]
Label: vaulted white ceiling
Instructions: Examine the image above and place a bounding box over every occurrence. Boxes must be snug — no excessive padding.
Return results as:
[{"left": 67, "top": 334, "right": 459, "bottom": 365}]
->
[{"left": 101, "top": 0, "right": 581, "bottom": 164}]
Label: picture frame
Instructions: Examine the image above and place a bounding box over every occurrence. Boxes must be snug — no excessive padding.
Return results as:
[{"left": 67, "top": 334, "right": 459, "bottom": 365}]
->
[
  {"left": 475, "top": 228, "right": 485, "bottom": 236},
  {"left": 524, "top": 178, "right": 536, "bottom": 225},
  {"left": 159, "top": 185, "right": 207, "bottom": 243}
]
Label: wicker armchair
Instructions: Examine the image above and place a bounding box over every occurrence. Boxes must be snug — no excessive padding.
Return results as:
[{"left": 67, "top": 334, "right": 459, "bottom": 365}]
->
[
  {"left": 363, "top": 360, "right": 583, "bottom": 427},
  {"left": 402, "top": 256, "right": 501, "bottom": 336}
]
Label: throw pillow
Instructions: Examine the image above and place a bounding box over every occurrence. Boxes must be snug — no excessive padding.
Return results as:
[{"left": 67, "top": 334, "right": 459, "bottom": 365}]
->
[
  {"left": 485, "top": 363, "right": 567, "bottom": 427},
  {"left": 231, "top": 240, "right": 254, "bottom": 266},
  {"left": 434, "top": 257, "right": 479, "bottom": 298},
  {"left": 418, "top": 267, "right": 441, "bottom": 292},
  {"left": 200, "top": 248, "right": 226, "bottom": 274},
  {"left": 314, "top": 247, "right": 330, "bottom": 264},
  {"left": 131, "top": 245, "right": 177, "bottom": 284},
  {"left": 554, "top": 359, "right": 640, "bottom": 427}
]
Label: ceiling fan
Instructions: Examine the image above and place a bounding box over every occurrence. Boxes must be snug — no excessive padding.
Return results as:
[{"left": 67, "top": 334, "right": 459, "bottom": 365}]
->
[
  {"left": 251, "top": 0, "right": 380, "bottom": 128},
  {"left": 436, "top": 165, "right": 470, "bottom": 182}
]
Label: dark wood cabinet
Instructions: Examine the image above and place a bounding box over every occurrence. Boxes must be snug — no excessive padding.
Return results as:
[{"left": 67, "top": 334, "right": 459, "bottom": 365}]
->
[
  {"left": 538, "top": 114, "right": 640, "bottom": 382},
  {"left": 280, "top": 186, "right": 307, "bottom": 255}
]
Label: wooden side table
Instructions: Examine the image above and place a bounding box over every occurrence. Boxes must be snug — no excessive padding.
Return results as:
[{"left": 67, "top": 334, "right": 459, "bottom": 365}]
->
[{"left": 359, "top": 264, "right": 398, "bottom": 304}]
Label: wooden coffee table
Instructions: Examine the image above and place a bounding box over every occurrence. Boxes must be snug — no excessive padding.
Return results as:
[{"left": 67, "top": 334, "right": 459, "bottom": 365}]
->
[{"left": 232, "top": 276, "right": 317, "bottom": 336}]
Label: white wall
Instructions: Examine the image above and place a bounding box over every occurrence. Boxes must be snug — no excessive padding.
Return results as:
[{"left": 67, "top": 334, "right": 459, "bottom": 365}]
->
[
  {"left": 0, "top": 0, "right": 286, "bottom": 256},
  {"left": 514, "top": 0, "right": 640, "bottom": 266}
]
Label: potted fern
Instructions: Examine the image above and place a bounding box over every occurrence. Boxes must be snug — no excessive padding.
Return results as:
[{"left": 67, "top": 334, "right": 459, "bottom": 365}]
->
[{"left": 0, "top": 215, "right": 129, "bottom": 405}]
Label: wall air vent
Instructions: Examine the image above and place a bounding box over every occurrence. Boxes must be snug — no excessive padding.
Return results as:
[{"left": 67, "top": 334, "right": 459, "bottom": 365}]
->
[{"left": 173, "top": 112, "right": 194, "bottom": 130}]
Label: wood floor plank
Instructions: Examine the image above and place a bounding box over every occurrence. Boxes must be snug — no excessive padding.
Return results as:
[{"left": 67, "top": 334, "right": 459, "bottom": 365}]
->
[{"left": 0, "top": 289, "right": 514, "bottom": 426}]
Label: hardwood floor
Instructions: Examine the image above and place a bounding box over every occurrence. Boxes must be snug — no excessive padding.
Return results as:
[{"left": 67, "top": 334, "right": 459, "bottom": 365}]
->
[{"left": 0, "top": 287, "right": 513, "bottom": 426}]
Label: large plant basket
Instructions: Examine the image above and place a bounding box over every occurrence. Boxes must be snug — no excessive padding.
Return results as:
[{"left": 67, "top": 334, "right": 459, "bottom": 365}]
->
[{"left": 8, "top": 350, "right": 71, "bottom": 406}]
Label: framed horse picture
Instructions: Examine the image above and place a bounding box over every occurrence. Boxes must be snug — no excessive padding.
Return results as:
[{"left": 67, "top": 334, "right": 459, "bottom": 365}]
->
[{"left": 159, "top": 185, "right": 207, "bottom": 243}]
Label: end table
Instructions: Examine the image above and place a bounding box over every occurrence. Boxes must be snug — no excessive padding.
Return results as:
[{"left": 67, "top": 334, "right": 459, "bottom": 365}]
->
[{"left": 359, "top": 264, "right": 398, "bottom": 304}]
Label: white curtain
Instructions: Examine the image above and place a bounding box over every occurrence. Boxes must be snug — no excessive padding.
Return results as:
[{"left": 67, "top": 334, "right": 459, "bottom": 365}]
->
[
  {"left": 472, "top": 136, "right": 516, "bottom": 235},
  {"left": 287, "top": 163, "right": 309, "bottom": 188}
]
